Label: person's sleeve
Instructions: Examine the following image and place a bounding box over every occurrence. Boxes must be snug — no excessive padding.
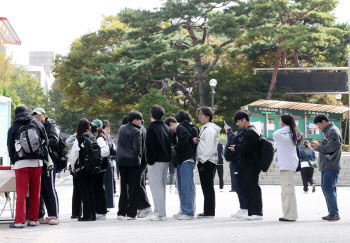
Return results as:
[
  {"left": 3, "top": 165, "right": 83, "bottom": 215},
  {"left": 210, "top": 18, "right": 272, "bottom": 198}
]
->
[
  {"left": 48, "top": 124, "right": 60, "bottom": 148},
  {"left": 226, "top": 129, "right": 235, "bottom": 145},
  {"left": 97, "top": 137, "right": 110, "bottom": 158},
  {"left": 198, "top": 127, "right": 218, "bottom": 162},
  {"left": 235, "top": 131, "right": 258, "bottom": 155},
  {"left": 146, "top": 128, "right": 155, "bottom": 164},
  {"left": 7, "top": 127, "right": 15, "bottom": 164},
  {"left": 132, "top": 129, "right": 142, "bottom": 158},
  {"left": 174, "top": 127, "right": 191, "bottom": 153},
  {"left": 68, "top": 139, "right": 80, "bottom": 169},
  {"left": 273, "top": 128, "right": 291, "bottom": 144},
  {"left": 66, "top": 133, "right": 77, "bottom": 148},
  {"left": 37, "top": 121, "right": 49, "bottom": 147},
  {"left": 317, "top": 130, "right": 342, "bottom": 154}
]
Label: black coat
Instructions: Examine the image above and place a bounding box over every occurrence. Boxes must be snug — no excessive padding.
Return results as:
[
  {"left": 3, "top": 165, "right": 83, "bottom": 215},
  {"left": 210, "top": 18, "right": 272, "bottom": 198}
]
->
[
  {"left": 174, "top": 121, "right": 196, "bottom": 165},
  {"left": 117, "top": 123, "right": 142, "bottom": 166},
  {"left": 7, "top": 111, "right": 48, "bottom": 164},
  {"left": 234, "top": 125, "right": 261, "bottom": 170},
  {"left": 43, "top": 118, "right": 60, "bottom": 161},
  {"left": 146, "top": 120, "right": 172, "bottom": 165}
]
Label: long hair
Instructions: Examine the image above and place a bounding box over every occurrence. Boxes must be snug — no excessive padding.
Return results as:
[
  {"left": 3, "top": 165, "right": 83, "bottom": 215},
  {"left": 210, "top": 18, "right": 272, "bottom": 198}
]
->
[
  {"left": 281, "top": 114, "right": 303, "bottom": 147},
  {"left": 76, "top": 118, "right": 91, "bottom": 137}
]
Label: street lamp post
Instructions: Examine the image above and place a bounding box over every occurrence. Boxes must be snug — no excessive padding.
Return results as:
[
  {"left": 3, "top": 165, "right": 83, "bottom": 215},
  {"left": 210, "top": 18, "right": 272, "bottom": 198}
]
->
[{"left": 209, "top": 79, "right": 217, "bottom": 114}]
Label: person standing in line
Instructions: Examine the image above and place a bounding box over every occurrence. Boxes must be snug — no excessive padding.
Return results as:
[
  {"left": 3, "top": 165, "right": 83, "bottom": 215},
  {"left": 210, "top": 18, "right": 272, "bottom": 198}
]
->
[
  {"left": 8, "top": 106, "right": 48, "bottom": 228},
  {"left": 102, "top": 120, "right": 116, "bottom": 210},
  {"left": 224, "top": 123, "right": 248, "bottom": 218},
  {"left": 136, "top": 119, "right": 153, "bottom": 218},
  {"left": 215, "top": 142, "right": 225, "bottom": 192},
  {"left": 90, "top": 119, "right": 110, "bottom": 220},
  {"left": 194, "top": 107, "right": 221, "bottom": 218},
  {"left": 68, "top": 119, "right": 97, "bottom": 221},
  {"left": 311, "top": 114, "right": 342, "bottom": 221},
  {"left": 299, "top": 140, "right": 316, "bottom": 193},
  {"left": 165, "top": 117, "right": 178, "bottom": 194},
  {"left": 66, "top": 133, "right": 82, "bottom": 219},
  {"left": 32, "top": 107, "right": 60, "bottom": 225},
  {"left": 168, "top": 111, "right": 197, "bottom": 220},
  {"left": 146, "top": 105, "right": 172, "bottom": 221},
  {"left": 273, "top": 114, "right": 303, "bottom": 222},
  {"left": 117, "top": 111, "right": 143, "bottom": 220},
  {"left": 230, "top": 109, "right": 263, "bottom": 221}
]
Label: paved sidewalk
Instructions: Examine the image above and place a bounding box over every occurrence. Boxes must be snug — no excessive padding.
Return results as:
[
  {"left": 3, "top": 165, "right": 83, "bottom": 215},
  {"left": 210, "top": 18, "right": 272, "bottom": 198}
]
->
[{"left": 1, "top": 172, "right": 350, "bottom": 242}]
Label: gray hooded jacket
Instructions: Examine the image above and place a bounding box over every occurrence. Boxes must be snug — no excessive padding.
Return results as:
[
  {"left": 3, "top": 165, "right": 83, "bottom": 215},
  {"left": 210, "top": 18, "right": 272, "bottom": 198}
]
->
[{"left": 317, "top": 123, "right": 342, "bottom": 171}]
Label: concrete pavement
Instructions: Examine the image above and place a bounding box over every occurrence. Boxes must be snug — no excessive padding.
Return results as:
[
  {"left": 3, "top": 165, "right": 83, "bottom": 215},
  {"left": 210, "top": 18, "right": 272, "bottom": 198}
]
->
[{"left": 1, "top": 171, "right": 350, "bottom": 242}]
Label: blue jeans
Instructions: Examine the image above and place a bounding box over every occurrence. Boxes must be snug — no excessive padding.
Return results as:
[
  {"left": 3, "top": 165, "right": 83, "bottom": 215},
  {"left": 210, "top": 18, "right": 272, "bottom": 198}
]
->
[
  {"left": 177, "top": 162, "right": 195, "bottom": 216},
  {"left": 321, "top": 170, "right": 340, "bottom": 216}
]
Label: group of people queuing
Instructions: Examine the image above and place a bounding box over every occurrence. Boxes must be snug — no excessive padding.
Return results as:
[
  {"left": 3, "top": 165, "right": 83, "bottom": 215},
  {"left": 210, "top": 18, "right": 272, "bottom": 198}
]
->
[{"left": 7, "top": 103, "right": 342, "bottom": 228}]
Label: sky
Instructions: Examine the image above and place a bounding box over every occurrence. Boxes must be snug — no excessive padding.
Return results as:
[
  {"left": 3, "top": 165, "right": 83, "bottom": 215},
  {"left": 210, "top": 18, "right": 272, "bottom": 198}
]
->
[{"left": 1, "top": 0, "right": 350, "bottom": 65}]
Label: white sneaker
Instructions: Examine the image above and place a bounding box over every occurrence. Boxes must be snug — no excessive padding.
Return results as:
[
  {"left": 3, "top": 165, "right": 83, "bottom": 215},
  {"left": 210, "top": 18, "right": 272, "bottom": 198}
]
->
[
  {"left": 137, "top": 208, "right": 153, "bottom": 218},
  {"left": 303, "top": 191, "right": 308, "bottom": 194},
  {"left": 231, "top": 209, "right": 248, "bottom": 218},
  {"left": 245, "top": 215, "right": 263, "bottom": 221},
  {"left": 173, "top": 212, "right": 182, "bottom": 218},
  {"left": 117, "top": 215, "right": 125, "bottom": 220},
  {"left": 220, "top": 189, "right": 224, "bottom": 192},
  {"left": 149, "top": 215, "right": 167, "bottom": 221},
  {"left": 96, "top": 214, "right": 106, "bottom": 220},
  {"left": 27, "top": 221, "right": 39, "bottom": 227},
  {"left": 177, "top": 214, "right": 194, "bottom": 220}
]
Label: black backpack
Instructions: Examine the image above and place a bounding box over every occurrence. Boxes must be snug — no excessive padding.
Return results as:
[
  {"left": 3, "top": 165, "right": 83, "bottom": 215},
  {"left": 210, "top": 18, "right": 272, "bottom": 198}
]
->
[
  {"left": 17, "top": 122, "right": 42, "bottom": 159},
  {"left": 224, "top": 142, "right": 235, "bottom": 162},
  {"left": 78, "top": 134, "right": 102, "bottom": 174},
  {"left": 259, "top": 137, "right": 275, "bottom": 172},
  {"left": 247, "top": 126, "right": 275, "bottom": 172},
  {"left": 56, "top": 137, "right": 68, "bottom": 173}
]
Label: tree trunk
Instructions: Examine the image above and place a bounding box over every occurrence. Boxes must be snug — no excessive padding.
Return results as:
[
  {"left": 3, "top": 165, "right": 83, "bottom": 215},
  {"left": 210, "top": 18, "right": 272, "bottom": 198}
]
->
[
  {"left": 266, "top": 41, "right": 284, "bottom": 100},
  {"left": 195, "top": 54, "right": 206, "bottom": 106},
  {"left": 282, "top": 49, "right": 287, "bottom": 73},
  {"left": 293, "top": 48, "right": 300, "bottom": 68}
]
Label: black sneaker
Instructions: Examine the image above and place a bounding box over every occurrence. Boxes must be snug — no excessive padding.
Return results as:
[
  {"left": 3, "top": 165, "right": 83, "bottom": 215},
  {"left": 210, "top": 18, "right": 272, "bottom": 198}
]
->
[
  {"left": 312, "top": 184, "right": 316, "bottom": 193},
  {"left": 279, "top": 218, "right": 296, "bottom": 222},
  {"left": 71, "top": 215, "right": 81, "bottom": 219},
  {"left": 197, "top": 213, "right": 214, "bottom": 218},
  {"left": 322, "top": 214, "right": 340, "bottom": 221},
  {"left": 78, "top": 217, "right": 93, "bottom": 221}
]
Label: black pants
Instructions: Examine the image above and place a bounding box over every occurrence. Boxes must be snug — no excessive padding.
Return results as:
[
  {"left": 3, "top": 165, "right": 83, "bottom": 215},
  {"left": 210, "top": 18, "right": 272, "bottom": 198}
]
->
[
  {"left": 198, "top": 161, "right": 216, "bottom": 216},
  {"left": 94, "top": 171, "right": 107, "bottom": 215},
  {"left": 215, "top": 165, "right": 224, "bottom": 189},
  {"left": 79, "top": 171, "right": 96, "bottom": 220},
  {"left": 243, "top": 168, "right": 263, "bottom": 216},
  {"left": 138, "top": 164, "right": 151, "bottom": 210},
  {"left": 301, "top": 167, "right": 315, "bottom": 192},
  {"left": 39, "top": 166, "right": 59, "bottom": 218},
  {"left": 118, "top": 166, "right": 140, "bottom": 217},
  {"left": 230, "top": 160, "right": 248, "bottom": 209},
  {"left": 104, "top": 165, "right": 115, "bottom": 208},
  {"left": 229, "top": 162, "right": 236, "bottom": 191},
  {"left": 72, "top": 175, "right": 82, "bottom": 217}
]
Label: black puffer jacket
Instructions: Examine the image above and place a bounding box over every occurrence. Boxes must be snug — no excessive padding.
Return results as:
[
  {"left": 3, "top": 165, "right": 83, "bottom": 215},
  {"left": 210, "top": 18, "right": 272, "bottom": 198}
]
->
[
  {"left": 117, "top": 123, "right": 142, "bottom": 166},
  {"left": 43, "top": 118, "right": 60, "bottom": 162},
  {"left": 174, "top": 121, "right": 196, "bottom": 165},
  {"left": 7, "top": 107, "right": 48, "bottom": 164},
  {"left": 146, "top": 120, "right": 172, "bottom": 165}
]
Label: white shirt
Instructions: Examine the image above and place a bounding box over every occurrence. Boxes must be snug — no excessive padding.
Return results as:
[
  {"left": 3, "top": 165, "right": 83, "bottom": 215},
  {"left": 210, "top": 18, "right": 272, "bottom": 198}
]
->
[
  {"left": 196, "top": 122, "right": 221, "bottom": 164},
  {"left": 273, "top": 126, "right": 299, "bottom": 171}
]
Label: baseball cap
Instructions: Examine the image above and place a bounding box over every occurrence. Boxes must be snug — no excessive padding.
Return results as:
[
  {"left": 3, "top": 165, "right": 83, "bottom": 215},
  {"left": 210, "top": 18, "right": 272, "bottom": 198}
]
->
[
  {"left": 32, "top": 107, "right": 46, "bottom": 115},
  {"left": 91, "top": 119, "right": 103, "bottom": 127},
  {"left": 303, "top": 140, "right": 310, "bottom": 145}
]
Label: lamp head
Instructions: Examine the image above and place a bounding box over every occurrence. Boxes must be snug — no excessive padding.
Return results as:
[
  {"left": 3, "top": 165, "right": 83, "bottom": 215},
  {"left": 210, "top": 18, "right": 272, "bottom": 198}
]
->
[{"left": 209, "top": 79, "right": 217, "bottom": 88}]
